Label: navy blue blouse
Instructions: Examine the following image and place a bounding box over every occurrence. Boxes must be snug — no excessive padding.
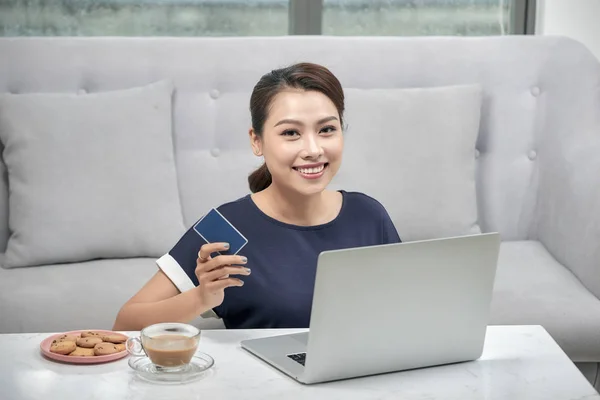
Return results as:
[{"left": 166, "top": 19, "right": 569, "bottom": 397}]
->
[{"left": 159, "top": 191, "right": 401, "bottom": 329}]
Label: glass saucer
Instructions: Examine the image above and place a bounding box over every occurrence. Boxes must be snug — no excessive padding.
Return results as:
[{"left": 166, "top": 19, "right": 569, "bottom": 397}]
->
[{"left": 128, "top": 352, "right": 215, "bottom": 384}]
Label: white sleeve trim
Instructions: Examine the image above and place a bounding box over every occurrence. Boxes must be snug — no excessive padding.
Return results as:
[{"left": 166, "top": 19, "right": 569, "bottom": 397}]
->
[
  {"left": 156, "top": 254, "right": 220, "bottom": 320},
  {"left": 156, "top": 253, "right": 195, "bottom": 293}
]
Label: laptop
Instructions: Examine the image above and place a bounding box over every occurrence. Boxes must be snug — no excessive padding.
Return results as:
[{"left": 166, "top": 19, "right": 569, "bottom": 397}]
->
[{"left": 240, "top": 233, "right": 501, "bottom": 384}]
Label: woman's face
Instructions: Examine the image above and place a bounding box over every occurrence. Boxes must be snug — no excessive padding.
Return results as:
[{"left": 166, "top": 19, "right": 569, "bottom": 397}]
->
[{"left": 250, "top": 89, "right": 343, "bottom": 196}]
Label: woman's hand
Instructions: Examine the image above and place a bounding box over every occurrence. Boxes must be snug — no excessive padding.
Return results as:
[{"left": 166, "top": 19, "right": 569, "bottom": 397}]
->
[{"left": 194, "top": 242, "right": 250, "bottom": 310}]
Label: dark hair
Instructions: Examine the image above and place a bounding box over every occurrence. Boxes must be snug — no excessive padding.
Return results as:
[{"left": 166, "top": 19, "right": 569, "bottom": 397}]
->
[{"left": 247, "top": 62, "right": 345, "bottom": 193}]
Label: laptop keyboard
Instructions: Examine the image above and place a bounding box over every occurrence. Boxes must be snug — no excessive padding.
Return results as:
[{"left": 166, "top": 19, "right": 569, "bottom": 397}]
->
[{"left": 287, "top": 352, "right": 306, "bottom": 366}]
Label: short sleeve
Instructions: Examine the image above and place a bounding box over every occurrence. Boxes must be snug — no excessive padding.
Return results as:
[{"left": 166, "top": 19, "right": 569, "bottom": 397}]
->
[
  {"left": 381, "top": 210, "right": 402, "bottom": 244},
  {"left": 156, "top": 224, "right": 206, "bottom": 293}
]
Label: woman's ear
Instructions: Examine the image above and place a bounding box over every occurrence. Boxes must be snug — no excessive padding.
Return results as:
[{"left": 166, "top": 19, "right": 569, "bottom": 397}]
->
[{"left": 249, "top": 128, "right": 263, "bottom": 156}]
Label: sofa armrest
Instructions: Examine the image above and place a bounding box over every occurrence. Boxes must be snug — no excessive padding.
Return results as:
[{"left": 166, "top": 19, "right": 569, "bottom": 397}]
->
[{"left": 535, "top": 132, "right": 600, "bottom": 299}]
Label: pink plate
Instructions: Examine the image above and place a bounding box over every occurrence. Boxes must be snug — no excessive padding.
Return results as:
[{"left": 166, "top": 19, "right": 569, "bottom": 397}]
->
[{"left": 40, "top": 329, "right": 129, "bottom": 364}]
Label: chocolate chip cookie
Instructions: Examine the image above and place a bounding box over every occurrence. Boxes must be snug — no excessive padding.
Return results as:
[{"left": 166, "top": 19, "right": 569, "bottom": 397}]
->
[
  {"left": 80, "top": 331, "right": 103, "bottom": 338},
  {"left": 50, "top": 340, "right": 77, "bottom": 355},
  {"left": 101, "top": 333, "right": 128, "bottom": 344},
  {"left": 76, "top": 337, "right": 103, "bottom": 348},
  {"left": 69, "top": 347, "right": 95, "bottom": 357},
  {"left": 94, "top": 342, "right": 121, "bottom": 356}
]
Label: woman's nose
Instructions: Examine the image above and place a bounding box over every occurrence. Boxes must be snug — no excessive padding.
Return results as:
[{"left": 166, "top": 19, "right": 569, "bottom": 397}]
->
[{"left": 304, "top": 134, "right": 323, "bottom": 158}]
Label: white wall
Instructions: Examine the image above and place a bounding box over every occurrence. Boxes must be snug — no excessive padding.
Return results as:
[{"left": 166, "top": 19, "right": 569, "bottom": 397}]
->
[{"left": 536, "top": 0, "right": 600, "bottom": 61}]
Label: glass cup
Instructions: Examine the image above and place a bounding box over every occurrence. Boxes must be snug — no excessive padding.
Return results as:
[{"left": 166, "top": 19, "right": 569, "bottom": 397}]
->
[{"left": 126, "top": 322, "right": 201, "bottom": 372}]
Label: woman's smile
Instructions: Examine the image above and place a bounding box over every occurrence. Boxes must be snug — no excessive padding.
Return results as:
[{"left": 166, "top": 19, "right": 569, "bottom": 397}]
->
[{"left": 292, "top": 162, "right": 329, "bottom": 179}]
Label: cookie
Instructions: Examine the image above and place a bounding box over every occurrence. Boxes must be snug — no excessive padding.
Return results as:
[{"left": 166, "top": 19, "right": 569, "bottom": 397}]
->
[
  {"left": 54, "top": 334, "right": 80, "bottom": 343},
  {"left": 94, "top": 342, "right": 120, "bottom": 356},
  {"left": 76, "top": 337, "right": 103, "bottom": 348},
  {"left": 80, "top": 331, "right": 103, "bottom": 338},
  {"left": 101, "top": 333, "right": 128, "bottom": 344},
  {"left": 115, "top": 343, "right": 126, "bottom": 352},
  {"left": 69, "top": 346, "right": 95, "bottom": 357},
  {"left": 50, "top": 340, "right": 77, "bottom": 355}
]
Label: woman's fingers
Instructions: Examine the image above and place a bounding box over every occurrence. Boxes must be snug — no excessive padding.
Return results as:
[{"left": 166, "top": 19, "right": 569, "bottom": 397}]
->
[
  {"left": 197, "top": 254, "right": 247, "bottom": 273},
  {"left": 208, "top": 277, "right": 245, "bottom": 291},
  {"left": 197, "top": 242, "right": 230, "bottom": 262},
  {"left": 195, "top": 243, "right": 249, "bottom": 289},
  {"left": 203, "top": 266, "right": 250, "bottom": 283}
]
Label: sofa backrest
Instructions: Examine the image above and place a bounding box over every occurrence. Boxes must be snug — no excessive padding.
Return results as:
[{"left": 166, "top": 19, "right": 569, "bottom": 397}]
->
[{"left": 0, "top": 36, "right": 598, "bottom": 252}]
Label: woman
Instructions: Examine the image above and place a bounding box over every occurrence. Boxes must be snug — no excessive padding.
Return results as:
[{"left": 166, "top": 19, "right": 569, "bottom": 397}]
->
[{"left": 113, "top": 62, "right": 401, "bottom": 330}]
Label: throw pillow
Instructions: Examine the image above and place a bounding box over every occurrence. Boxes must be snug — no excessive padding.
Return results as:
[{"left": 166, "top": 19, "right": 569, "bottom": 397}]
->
[
  {"left": 331, "top": 84, "right": 483, "bottom": 241},
  {"left": 0, "top": 80, "right": 185, "bottom": 268}
]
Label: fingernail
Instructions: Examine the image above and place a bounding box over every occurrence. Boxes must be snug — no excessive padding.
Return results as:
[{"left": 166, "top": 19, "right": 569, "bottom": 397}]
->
[
  {"left": 223, "top": 243, "right": 230, "bottom": 249},
  {"left": 245, "top": 268, "right": 251, "bottom": 273},
  {"left": 241, "top": 257, "right": 247, "bottom": 263},
  {"left": 239, "top": 280, "right": 244, "bottom": 286}
]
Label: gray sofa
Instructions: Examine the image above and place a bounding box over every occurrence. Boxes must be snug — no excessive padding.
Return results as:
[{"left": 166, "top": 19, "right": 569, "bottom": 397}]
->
[{"left": 0, "top": 36, "right": 598, "bottom": 389}]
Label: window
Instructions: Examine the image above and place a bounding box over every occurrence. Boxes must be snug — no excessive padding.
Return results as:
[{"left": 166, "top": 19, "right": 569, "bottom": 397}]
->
[
  {"left": 0, "top": 0, "right": 533, "bottom": 37},
  {"left": 0, "top": 0, "right": 289, "bottom": 36},
  {"left": 323, "top": 0, "right": 512, "bottom": 36}
]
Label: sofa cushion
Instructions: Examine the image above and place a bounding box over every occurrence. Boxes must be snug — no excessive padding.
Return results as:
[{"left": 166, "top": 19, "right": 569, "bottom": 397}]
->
[
  {"left": 0, "top": 258, "right": 224, "bottom": 333},
  {"left": 490, "top": 241, "right": 600, "bottom": 361},
  {"left": 0, "top": 80, "right": 186, "bottom": 268},
  {"left": 332, "top": 85, "right": 482, "bottom": 241}
]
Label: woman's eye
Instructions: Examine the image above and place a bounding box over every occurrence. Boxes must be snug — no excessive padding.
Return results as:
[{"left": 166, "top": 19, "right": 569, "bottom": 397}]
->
[
  {"left": 281, "top": 130, "right": 299, "bottom": 137},
  {"left": 320, "top": 126, "right": 336, "bottom": 134}
]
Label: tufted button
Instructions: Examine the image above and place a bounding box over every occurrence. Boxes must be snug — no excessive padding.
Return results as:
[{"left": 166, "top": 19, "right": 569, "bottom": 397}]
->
[
  {"left": 8, "top": 88, "right": 19, "bottom": 94},
  {"left": 530, "top": 86, "right": 540, "bottom": 97},
  {"left": 77, "top": 88, "right": 87, "bottom": 95},
  {"left": 209, "top": 89, "right": 220, "bottom": 99},
  {"left": 528, "top": 150, "right": 537, "bottom": 161},
  {"left": 210, "top": 148, "right": 221, "bottom": 157},
  {"left": 475, "top": 149, "right": 480, "bottom": 159}
]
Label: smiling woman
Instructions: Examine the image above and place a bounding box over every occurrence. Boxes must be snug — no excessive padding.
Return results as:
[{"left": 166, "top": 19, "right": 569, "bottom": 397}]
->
[
  {"left": 247, "top": 63, "right": 344, "bottom": 197},
  {"left": 263, "top": 113, "right": 339, "bottom": 181},
  {"left": 113, "top": 62, "right": 401, "bottom": 331}
]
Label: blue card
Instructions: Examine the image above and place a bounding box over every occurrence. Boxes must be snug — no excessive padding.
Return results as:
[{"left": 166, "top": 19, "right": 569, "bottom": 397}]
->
[{"left": 193, "top": 208, "right": 248, "bottom": 256}]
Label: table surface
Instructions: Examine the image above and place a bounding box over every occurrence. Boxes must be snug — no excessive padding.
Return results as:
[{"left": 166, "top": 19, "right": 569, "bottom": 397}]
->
[{"left": 1, "top": 325, "right": 598, "bottom": 400}]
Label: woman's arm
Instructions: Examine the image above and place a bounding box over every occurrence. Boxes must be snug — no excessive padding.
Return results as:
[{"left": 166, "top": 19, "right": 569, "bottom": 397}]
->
[
  {"left": 112, "top": 270, "right": 210, "bottom": 331},
  {"left": 113, "top": 241, "right": 249, "bottom": 331}
]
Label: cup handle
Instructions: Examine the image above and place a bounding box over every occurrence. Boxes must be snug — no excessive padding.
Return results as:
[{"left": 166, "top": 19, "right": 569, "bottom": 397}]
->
[{"left": 126, "top": 337, "right": 146, "bottom": 357}]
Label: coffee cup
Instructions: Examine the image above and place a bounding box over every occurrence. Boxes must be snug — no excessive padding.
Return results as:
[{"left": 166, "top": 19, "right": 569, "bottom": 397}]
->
[{"left": 126, "top": 322, "right": 200, "bottom": 372}]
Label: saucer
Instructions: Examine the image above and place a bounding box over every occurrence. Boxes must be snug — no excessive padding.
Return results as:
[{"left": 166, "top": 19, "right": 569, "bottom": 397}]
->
[{"left": 128, "top": 352, "right": 214, "bottom": 384}]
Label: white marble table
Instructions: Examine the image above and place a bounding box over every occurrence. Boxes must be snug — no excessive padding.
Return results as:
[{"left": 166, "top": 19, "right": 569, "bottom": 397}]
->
[{"left": 0, "top": 325, "right": 598, "bottom": 400}]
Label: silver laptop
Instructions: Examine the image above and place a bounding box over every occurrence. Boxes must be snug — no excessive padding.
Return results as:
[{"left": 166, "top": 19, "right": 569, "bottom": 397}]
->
[{"left": 240, "top": 233, "right": 501, "bottom": 384}]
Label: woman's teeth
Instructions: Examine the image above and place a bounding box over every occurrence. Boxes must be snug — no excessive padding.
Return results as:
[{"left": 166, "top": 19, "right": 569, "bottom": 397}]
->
[{"left": 296, "top": 165, "right": 325, "bottom": 174}]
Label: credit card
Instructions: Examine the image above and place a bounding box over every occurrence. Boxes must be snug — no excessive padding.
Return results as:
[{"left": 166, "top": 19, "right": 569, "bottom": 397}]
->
[{"left": 193, "top": 208, "right": 248, "bottom": 256}]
